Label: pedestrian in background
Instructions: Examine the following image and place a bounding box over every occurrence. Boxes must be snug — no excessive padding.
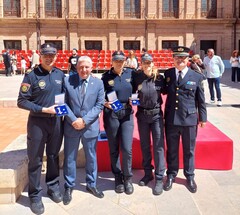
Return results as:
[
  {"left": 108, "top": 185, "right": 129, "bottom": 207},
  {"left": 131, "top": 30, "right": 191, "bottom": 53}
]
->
[
  {"left": 31, "top": 50, "right": 40, "bottom": 69},
  {"left": 20, "top": 56, "right": 27, "bottom": 75},
  {"left": 230, "top": 50, "right": 240, "bottom": 82},
  {"left": 67, "top": 48, "right": 79, "bottom": 75},
  {"left": 203, "top": 48, "right": 225, "bottom": 106},
  {"left": 2, "top": 50, "right": 12, "bottom": 76}
]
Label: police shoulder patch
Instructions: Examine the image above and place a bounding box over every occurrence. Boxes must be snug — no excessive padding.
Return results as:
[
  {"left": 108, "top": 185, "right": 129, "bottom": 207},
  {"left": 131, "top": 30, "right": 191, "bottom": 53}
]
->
[
  {"left": 21, "top": 83, "right": 31, "bottom": 93},
  {"left": 108, "top": 80, "right": 114, "bottom": 86}
]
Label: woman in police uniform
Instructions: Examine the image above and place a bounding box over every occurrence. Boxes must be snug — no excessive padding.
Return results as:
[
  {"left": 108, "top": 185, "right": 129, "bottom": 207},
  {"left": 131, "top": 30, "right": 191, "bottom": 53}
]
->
[
  {"left": 101, "top": 51, "right": 134, "bottom": 195},
  {"left": 131, "top": 53, "right": 165, "bottom": 195}
]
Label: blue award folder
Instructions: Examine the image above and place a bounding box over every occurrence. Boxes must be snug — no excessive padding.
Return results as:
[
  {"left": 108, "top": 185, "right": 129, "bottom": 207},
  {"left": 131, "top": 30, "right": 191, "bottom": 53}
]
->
[
  {"left": 54, "top": 104, "right": 68, "bottom": 116},
  {"left": 110, "top": 100, "right": 123, "bottom": 112}
]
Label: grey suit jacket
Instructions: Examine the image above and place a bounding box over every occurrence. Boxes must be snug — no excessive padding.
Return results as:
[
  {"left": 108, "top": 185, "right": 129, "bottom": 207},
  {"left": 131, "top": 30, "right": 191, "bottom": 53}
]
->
[{"left": 63, "top": 73, "right": 105, "bottom": 138}]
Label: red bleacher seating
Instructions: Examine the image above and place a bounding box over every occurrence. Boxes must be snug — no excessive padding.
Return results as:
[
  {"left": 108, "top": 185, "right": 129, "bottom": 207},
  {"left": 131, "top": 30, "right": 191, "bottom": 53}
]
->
[{"left": 0, "top": 49, "right": 175, "bottom": 72}]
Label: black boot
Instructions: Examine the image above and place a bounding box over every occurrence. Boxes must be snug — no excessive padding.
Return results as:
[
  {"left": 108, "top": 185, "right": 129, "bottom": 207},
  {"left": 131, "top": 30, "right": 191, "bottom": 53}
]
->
[
  {"left": 124, "top": 177, "right": 134, "bottom": 195},
  {"left": 115, "top": 174, "right": 124, "bottom": 193},
  {"left": 138, "top": 173, "right": 154, "bottom": 186},
  {"left": 153, "top": 180, "right": 163, "bottom": 195}
]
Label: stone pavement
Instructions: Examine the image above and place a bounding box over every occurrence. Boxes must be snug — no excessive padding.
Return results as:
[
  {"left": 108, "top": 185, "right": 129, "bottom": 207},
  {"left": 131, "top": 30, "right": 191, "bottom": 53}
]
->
[{"left": 0, "top": 70, "right": 240, "bottom": 215}]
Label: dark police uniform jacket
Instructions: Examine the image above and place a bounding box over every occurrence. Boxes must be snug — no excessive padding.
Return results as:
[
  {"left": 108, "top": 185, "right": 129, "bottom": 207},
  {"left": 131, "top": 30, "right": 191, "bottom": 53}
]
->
[
  {"left": 163, "top": 67, "right": 207, "bottom": 126},
  {"left": 132, "top": 70, "right": 164, "bottom": 110},
  {"left": 101, "top": 67, "right": 133, "bottom": 105},
  {"left": 17, "top": 65, "right": 65, "bottom": 115}
]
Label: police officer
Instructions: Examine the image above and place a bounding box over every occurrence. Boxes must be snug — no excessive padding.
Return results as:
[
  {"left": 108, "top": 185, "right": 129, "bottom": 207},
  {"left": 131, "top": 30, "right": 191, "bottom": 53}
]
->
[
  {"left": 17, "top": 43, "right": 65, "bottom": 214},
  {"left": 163, "top": 46, "right": 207, "bottom": 193},
  {"left": 101, "top": 51, "right": 134, "bottom": 195},
  {"left": 131, "top": 53, "right": 165, "bottom": 195}
]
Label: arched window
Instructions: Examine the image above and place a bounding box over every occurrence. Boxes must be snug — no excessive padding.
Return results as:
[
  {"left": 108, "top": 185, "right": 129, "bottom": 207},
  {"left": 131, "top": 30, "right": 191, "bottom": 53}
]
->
[
  {"left": 201, "top": 0, "right": 217, "bottom": 18},
  {"left": 124, "top": 0, "right": 141, "bottom": 18},
  {"left": 85, "top": 0, "right": 102, "bottom": 18},
  {"left": 3, "top": 0, "right": 20, "bottom": 17},
  {"left": 45, "top": 0, "right": 62, "bottom": 18},
  {"left": 162, "top": 0, "right": 179, "bottom": 18}
]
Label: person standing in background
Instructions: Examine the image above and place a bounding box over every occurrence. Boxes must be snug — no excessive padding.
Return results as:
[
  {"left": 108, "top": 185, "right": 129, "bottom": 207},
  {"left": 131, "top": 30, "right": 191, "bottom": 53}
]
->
[
  {"left": 31, "top": 50, "right": 40, "bottom": 69},
  {"left": 230, "top": 50, "right": 240, "bottom": 82},
  {"left": 67, "top": 48, "right": 79, "bottom": 75},
  {"left": 11, "top": 51, "right": 17, "bottom": 75},
  {"left": 203, "top": 48, "right": 225, "bottom": 106},
  {"left": 2, "top": 50, "right": 12, "bottom": 76},
  {"left": 125, "top": 50, "right": 138, "bottom": 70},
  {"left": 21, "top": 56, "right": 27, "bottom": 75}
]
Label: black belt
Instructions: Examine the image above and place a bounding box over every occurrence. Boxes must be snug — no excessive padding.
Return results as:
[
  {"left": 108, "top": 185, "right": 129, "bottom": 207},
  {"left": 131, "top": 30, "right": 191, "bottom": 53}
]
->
[
  {"left": 30, "top": 112, "right": 57, "bottom": 118},
  {"left": 138, "top": 107, "right": 160, "bottom": 115}
]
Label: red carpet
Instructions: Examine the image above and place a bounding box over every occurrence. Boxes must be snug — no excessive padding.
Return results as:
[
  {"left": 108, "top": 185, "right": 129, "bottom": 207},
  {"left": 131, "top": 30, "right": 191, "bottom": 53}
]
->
[{"left": 97, "top": 109, "right": 233, "bottom": 172}]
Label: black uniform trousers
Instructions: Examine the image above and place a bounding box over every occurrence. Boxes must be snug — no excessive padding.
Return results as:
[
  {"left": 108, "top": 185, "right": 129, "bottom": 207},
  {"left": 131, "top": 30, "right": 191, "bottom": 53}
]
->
[
  {"left": 103, "top": 107, "right": 134, "bottom": 178},
  {"left": 165, "top": 124, "right": 197, "bottom": 180},
  {"left": 27, "top": 115, "right": 63, "bottom": 201},
  {"left": 136, "top": 111, "right": 165, "bottom": 180}
]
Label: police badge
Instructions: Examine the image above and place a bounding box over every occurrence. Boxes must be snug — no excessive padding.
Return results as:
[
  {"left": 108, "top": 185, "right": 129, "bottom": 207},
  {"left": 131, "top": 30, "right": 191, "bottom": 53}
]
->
[{"left": 38, "top": 80, "right": 46, "bottom": 89}]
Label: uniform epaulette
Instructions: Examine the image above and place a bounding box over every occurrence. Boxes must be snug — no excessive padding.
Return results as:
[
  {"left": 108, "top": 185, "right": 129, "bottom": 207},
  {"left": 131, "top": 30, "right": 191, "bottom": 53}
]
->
[
  {"left": 102, "top": 70, "right": 108, "bottom": 76},
  {"left": 25, "top": 69, "right": 32, "bottom": 75}
]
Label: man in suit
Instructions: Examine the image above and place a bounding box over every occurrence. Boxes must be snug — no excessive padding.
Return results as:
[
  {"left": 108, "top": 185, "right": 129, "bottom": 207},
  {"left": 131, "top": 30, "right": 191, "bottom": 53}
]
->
[
  {"left": 163, "top": 46, "right": 207, "bottom": 193},
  {"left": 63, "top": 56, "right": 105, "bottom": 205}
]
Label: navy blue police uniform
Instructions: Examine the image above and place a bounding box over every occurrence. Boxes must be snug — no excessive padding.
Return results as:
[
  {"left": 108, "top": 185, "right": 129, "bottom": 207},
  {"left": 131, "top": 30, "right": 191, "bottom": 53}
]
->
[
  {"left": 17, "top": 45, "right": 65, "bottom": 204},
  {"left": 163, "top": 47, "right": 207, "bottom": 192},
  {"left": 132, "top": 68, "right": 165, "bottom": 182},
  {"left": 101, "top": 51, "right": 134, "bottom": 194}
]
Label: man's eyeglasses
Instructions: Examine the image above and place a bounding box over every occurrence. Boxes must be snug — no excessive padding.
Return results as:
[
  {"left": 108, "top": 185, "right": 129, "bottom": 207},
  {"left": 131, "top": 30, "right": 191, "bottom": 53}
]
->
[{"left": 174, "top": 56, "right": 188, "bottom": 60}]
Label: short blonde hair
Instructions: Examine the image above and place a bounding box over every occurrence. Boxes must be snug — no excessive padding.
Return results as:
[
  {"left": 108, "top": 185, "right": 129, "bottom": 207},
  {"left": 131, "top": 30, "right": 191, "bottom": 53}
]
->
[{"left": 191, "top": 54, "right": 200, "bottom": 61}]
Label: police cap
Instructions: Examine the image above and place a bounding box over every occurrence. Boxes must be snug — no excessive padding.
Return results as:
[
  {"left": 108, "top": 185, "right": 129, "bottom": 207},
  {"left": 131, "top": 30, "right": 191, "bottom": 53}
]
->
[
  {"left": 112, "top": 51, "right": 125, "bottom": 61},
  {"left": 172, "top": 46, "right": 190, "bottom": 57},
  {"left": 40, "top": 43, "right": 57, "bottom": 55},
  {"left": 141, "top": 53, "right": 153, "bottom": 62}
]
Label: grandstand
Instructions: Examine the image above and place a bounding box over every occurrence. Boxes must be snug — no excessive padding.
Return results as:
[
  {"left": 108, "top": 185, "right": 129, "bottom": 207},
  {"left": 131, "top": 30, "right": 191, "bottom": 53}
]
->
[{"left": 0, "top": 49, "right": 175, "bottom": 73}]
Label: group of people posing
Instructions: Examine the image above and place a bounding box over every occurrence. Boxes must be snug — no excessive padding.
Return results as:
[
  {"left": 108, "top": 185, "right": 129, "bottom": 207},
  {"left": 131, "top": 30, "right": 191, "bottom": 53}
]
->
[{"left": 17, "top": 43, "right": 207, "bottom": 215}]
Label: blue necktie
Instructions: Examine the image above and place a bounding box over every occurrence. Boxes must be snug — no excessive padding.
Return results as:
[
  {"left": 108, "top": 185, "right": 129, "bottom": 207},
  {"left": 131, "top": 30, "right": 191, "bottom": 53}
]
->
[{"left": 80, "top": 79, "right": 86, "bottom": 100}]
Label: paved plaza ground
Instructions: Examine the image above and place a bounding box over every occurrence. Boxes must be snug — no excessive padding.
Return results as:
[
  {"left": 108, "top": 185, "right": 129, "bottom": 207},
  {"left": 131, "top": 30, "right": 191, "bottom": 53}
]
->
[{"left": 0, "top": 69, "right": 239, "bottom": 215}]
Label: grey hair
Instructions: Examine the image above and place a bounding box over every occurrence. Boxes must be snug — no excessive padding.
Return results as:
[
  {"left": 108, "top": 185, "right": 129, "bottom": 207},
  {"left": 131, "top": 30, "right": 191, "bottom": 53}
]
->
[{"left": 78, "top": 56, "right": 93, "bottom": 65}]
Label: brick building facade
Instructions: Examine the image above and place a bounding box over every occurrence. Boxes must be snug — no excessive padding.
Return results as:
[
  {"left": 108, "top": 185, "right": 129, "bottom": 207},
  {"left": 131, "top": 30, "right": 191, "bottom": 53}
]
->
[{"left": 0, "top": 0, "right": 240, "bottom": 59}]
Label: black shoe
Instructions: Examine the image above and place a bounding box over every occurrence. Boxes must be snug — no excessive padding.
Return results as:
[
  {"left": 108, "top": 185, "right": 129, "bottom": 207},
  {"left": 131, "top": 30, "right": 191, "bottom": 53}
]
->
[
  {"left": 186, "top": 179, "right": 197, "bottom": 193},
  {"left": 153, "top": 180, "right": 163, "bottom": 195},
  {"left": 138, "top": 174, "right": 154, "bottom": 186},
  {"left": 163, "top": 177, "right": 175, "bottom": 191},
  {"left": 86, "top": 186, "right": 104, "bottom": 198},
  {"left": 63, "top": 188, "right": 73, "bottom": 205},
  {"left": 115, "top": 174, "right": 125, "bottom": 193},
  {"left": 30, "top": 200, "right": 44, "bottom": 214},
  {"left": 47, "top": 189, "right": 63, "bottom": 203},
  {"left": 124, "top": 177, "right": 134, "bottom": 195}
]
